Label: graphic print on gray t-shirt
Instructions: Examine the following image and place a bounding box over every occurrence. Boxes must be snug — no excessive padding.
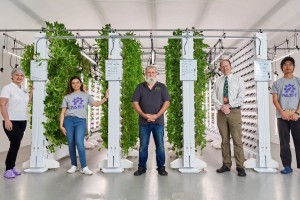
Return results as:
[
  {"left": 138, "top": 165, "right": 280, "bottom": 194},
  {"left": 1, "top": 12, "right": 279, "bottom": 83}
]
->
[
  {"left": 282, "top": 83, "right": 296, "bottom": 97},
  {"left": 71, "top": 97, "right": 85, "bottom": 109},
  {"left": 61, "top": 91, "right": 95, "bottom": 119},
  {"left": 271, "top": 77, "right": 300, "bottom": 118}
]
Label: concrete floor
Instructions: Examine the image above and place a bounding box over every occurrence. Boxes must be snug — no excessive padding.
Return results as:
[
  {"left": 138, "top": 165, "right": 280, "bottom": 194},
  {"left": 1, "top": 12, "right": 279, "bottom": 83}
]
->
[{"left": 0, "top": 140, "right": 299, "bottom": 200}]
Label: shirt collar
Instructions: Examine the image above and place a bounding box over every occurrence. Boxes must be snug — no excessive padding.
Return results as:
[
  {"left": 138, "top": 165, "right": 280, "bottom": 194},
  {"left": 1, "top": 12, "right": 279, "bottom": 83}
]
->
[
  {"left": 10, "top": 82, "right": 23, "bottom": 89},
  {"left": 223, "top": 73, "right": 233, "bottom": 79},
  {"left": 143, "top": 81, "right": 159, "bottom": 88}
]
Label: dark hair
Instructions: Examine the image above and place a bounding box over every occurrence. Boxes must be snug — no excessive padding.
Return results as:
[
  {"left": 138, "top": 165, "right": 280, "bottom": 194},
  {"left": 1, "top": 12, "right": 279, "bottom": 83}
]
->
[
  {"left": 280, "top": 56, "right": 295, "bottom": 71},
  {"left": 219, "top": 59, "right": 231, "bottom": 68},
  {"left": 66, "top": 76, "right": 84, "bottom": 94}
]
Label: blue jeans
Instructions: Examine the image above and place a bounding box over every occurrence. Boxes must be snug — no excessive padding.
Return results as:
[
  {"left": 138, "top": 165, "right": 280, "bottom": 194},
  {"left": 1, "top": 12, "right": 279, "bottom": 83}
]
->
[
  {"left": 138, "top": 124, "right": 165, "bottom": 169},
  {"left": 64, "top": 116, "right": 87, "bottom": 168}
]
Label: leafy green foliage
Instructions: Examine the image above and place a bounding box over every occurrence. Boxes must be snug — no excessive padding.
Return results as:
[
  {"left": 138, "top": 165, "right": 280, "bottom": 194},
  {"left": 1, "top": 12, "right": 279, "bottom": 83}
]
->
[
  {"left": 165, "top": 30, "right": 209, "bottom": 154},
  {"left": 20, "top": 44, "right": 34, "bottom": 127},
  {"left": 96, "top": 24, "right": 111, "bottom": 149},
  {"left": 21, "top": 44, "right": 34, "bottom": 78},
  {"left": 194, "top": 31, "right": 209, "bottom": 151},
  {"left": 164, "top": 30, "right": 183, "bottom": 155},
  {"left": 43, "top": 21, "right": 90, "bottom": 152},
  {"left": 120, "top": 32, "right": 143, "bottom": 155}
]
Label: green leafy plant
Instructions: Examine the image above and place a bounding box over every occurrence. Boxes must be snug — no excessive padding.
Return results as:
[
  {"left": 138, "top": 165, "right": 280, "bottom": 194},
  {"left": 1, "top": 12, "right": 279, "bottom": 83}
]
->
[
  {"left": 164, "top": 29, "right": 183, "bottom": 155},
  {"left": 120, "top": 32, "right": 143, "bottom": 155},
  {"left": 43, "top": 21, "right": 90, "bottom": 152},
  {"left": 21, "top": 44, "right": 34, "bottom": 78},
  {"left": 21, "top": 44, "right": 34, "bottom": 127},
  {"left": 194, "top": 30, "right": 209, "bottom": 151},
  {"left": 165, "top": 29, "right": 209, "bottom": 154},
  {"left": 96, "top": 24, "right": 111, "bottom": 149}
]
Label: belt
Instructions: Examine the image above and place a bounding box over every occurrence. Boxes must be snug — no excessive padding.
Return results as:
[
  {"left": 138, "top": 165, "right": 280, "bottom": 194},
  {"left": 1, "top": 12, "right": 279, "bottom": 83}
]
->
[{"left": 230, "top": 106, "right": 241, "bottom": 110}]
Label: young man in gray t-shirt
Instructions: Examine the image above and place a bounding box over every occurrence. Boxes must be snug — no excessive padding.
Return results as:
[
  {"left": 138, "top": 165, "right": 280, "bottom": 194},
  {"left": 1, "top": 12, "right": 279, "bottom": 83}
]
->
[{"left": 271, "top": 56, "right": 300, "bottom": 174}]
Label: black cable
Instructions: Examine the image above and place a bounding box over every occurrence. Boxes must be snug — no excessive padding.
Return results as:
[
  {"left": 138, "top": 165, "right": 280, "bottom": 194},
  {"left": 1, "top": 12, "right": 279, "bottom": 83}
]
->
[
  {"left": 0, "top": 46, "right": 3, "bottom": 72},
  {"left": 256, "top": 37, "right": 261, "bottom": 56},
  {"left": 109, "top": 37, "right": 115, "bottom": 55},
  {"left": 183, "top": 36, "right": 188, "bottom": 55},
  {"left": 13, "top": 40, "right": 18, "bottom": 68},
  {"left": 9, "top": 53, "right": 13, "bottom": 68}
]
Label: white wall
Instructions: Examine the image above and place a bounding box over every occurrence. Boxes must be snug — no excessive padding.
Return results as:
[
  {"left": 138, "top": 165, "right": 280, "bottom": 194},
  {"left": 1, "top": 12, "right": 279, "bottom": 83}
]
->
[{"left": 0, "top": 35, "right": 32, "bottom": 153}]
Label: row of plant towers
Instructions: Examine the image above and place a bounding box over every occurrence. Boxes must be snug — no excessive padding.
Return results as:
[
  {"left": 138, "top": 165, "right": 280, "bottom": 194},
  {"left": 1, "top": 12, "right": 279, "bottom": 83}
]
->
[{"left": 21, "top": 22, "right": 208, "bottom": 156}]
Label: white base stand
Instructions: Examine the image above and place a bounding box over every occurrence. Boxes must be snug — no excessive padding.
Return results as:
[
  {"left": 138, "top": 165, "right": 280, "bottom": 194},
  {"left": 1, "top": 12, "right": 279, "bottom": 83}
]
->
[
  {"left": 179, "top": 168, "right": 202, "bottom": 173},
  {"left": 48, "top": 145, "right": 69, "bottom": 160},
  {"left": 23, "top": 159, "right": 60, "bottom": 171},
  {"left": 244, "top": 158, "right": 278, "bottom": 173},
  {"left": 84, "top": 140, "right": 95, "bottom": 149},
  {"left": 254, "top": 168, "right": 277, "bottom": 173},
  {"left": 24, "top": 167, "right": 48, "bottom": 173},
  {"left": 23, "top": 159, "right": 60, "bottom": 173},
  {"left": 170, "top": 158, "right": 207, "bottom": 173},
  {"left": 101, "top": 168, "right": 124, "bottom": 173},
  {"left": 243, "top": 158, "right": 257, "bottom": 168},
  {"left": 127, "top": 149, "right": 139, "bottom": 157},
  {"left": 168, "top": 150, "right": 177, "bottom": 158},
  {"left": 98, "top": 159, "right": 133, "bottom": 173},
  {"left": 166, "top": 142, "right": 173, "bottom": 150},
  {"left": 88, "top": 139, "right": 99, "bottom": 146},
  {"left": 89, "top": 133, "right": 101, "bottom": 141},
  {"left": 205, "top": 135, "right": 213, "bottom": 142},
  {"left": 211, "top": 140, "right": 221, "bottom": 149}
]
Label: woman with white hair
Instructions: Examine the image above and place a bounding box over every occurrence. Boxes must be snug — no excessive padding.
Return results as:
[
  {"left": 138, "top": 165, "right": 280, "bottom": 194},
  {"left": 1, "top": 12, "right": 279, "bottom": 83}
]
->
[{"left": 0, "top": 68, "right": 32, "bottom": 179}]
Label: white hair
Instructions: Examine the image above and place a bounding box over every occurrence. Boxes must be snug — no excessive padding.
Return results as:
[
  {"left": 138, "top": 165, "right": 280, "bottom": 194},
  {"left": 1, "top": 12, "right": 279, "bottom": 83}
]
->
[
  {"left": 145, "top": 65, "right": 157, "bottom": 72},
  {"left": 11, "top": 68, "right": 25, "bottom": 77}
]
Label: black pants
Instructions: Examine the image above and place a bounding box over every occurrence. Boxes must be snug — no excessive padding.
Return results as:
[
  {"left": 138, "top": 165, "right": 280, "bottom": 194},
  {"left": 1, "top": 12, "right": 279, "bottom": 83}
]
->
[
  {"left": 277, "top": 118, "right": 300, "bottom": 168},
  {"left": 2, "top": 120, "right": 27, "bottom": 170}
]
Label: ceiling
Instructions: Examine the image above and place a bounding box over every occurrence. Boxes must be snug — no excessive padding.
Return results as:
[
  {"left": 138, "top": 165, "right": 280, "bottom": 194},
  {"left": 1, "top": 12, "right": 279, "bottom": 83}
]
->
[{"left": 1, "top": 0, "right": 300, "bottom": 71}]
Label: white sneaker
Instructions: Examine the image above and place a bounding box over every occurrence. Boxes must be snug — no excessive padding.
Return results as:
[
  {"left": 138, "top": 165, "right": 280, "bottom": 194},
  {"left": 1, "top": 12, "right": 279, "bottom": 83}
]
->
[
  {"left": 67, "top": 165, "right": 77, "bottom": 174},
  {"left": 80, "top": 167, "right": 93, "bottom": 175}
]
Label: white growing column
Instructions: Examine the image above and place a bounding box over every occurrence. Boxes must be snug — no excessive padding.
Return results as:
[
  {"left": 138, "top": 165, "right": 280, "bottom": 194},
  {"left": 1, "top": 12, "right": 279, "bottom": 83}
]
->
[
  {"left": 243, "top": 32, "right": 278, "bottom": 172},
  {"left": 24, "top": 32, "right": 59, "bottom": 173},
  {"left": 170, "top": 31, "right": 207, "bottom": 173},
  {"left": 208, "top": 82, "right": 212, "bottom": 128},
  {"left": 99, "top": 33, "right": 132, "bottom": 173}
]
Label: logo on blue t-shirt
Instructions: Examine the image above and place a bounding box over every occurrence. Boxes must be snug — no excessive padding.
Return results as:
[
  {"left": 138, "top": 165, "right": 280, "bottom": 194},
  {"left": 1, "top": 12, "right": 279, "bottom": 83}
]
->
[
  {"left": 282, "top": 84, "right": 297, "bottom": 97},
  {"left": 71, "top": 97, "right": 85, "bottom": 109}
]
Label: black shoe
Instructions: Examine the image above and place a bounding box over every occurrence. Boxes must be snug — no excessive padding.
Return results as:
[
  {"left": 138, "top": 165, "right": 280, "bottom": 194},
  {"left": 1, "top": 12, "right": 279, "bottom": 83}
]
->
[
  {"left": 236, "top": 167, "right": 246, "bottom": 177},
  {"left": 216, "top": 165, "right": 230, "bottom": 173},
  {"left": 133, "top": 167, "right": 146, "bottom": 176},
  {"left": 157, "top": 167, "right": 168, "bottom": 176}
]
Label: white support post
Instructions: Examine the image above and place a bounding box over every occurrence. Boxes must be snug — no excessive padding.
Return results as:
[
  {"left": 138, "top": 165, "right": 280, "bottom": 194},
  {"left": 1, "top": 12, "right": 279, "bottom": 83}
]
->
[
  {"left": 170, "top": 31, "right": 207, "bottom": 173},
  {"left": 24, "top": 32, "right": 59, "bottom": 173},
  {"left": 98, "top": 33, "right": 133, "bottom": 173},
  {"left": 243, "top": 33, "right": 278, "bottom": 172}
]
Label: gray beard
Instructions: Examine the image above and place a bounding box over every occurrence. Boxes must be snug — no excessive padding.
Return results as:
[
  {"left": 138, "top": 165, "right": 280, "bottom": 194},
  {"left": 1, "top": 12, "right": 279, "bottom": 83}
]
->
[{"left": 145, "top": 77, "right": 157, "bottom": 85}]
